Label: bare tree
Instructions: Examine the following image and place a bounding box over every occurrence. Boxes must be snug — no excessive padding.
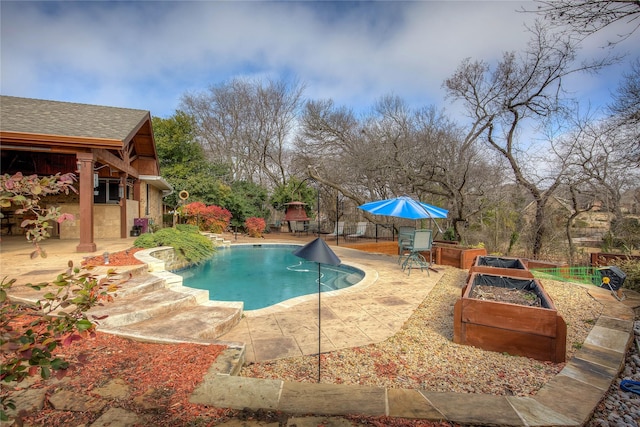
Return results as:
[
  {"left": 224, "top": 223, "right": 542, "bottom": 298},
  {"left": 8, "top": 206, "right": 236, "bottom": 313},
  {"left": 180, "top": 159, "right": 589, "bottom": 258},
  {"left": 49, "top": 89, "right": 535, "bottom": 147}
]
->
[
  {"left": 293, "top": 99, "right": 365, "bottom": 197},
  {"left": 563, "top": 180, "right": 598, "bottom": 264},
  {"left": 529, "top": 1, "right": 639, "bottom": 161},
  {"left": 608, "top": 58, "right": 640, "bottom": 163},
  {"left": 410, "top": 104, "right": 500, "bottom": 242},
  {"left": 529, "top": 0, "right": 640, "bottom": 44},
  {"left": 181, "top": 77, "right": 305, "bottom": 188},
  {"left": 610, "top": 58, "right": 640, "bottom": 123},
  {"left": 295, "top": 95, "right": 498, "bottom": 240},
  {"left": 570, "top": 119, "right": 637, "bottom": 219},
  {"left": 292, "top": 99, "right": 370, "bottom": 224},
  {"left": 444, "top": 22, "right": 614, "bottom": 258}
]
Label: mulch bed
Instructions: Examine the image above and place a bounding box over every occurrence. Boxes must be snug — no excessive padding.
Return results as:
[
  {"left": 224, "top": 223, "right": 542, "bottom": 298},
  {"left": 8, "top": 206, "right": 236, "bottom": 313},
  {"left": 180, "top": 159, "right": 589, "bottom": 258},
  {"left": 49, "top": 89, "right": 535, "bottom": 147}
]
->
[
  {"left": 3, "top": 312, "right": 231, "bottom": 426},
  {"left": 20, "top": 333, "right": 231, "bottom": 426},
  {"left": 81, "top": 247, "right": 145, "bottom": 267}
]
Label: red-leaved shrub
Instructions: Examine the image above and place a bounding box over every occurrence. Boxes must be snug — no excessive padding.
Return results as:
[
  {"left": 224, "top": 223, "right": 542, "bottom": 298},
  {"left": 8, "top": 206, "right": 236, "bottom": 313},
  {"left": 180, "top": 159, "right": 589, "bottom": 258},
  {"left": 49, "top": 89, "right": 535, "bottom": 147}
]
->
[
  {"left": 181, "top": 202, "right": 232, "bottom": 233},
  {"left": 245, "top": 217, "right": 266, "bottom": 238}
]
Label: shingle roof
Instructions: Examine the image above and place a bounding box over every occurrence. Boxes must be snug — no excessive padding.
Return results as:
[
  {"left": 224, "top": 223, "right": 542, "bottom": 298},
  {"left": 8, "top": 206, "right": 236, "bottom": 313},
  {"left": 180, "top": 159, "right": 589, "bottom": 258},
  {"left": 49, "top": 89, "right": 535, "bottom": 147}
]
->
[{"left": 0, "top": 95, "right": 149, "bottom": 142}]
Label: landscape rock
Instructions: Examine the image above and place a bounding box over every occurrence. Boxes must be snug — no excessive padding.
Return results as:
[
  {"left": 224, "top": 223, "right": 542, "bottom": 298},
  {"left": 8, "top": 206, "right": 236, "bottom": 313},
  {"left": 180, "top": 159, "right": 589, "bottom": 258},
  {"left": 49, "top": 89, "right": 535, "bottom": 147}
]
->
[
  {"left": 89, "top": 407, "right": 142, "bottom": 427},
  {"left": 3, "top": 387, "right": 47, "bottom": 418},
  {"left": 48, "top": 389, "right": 106, "bottom": 412},
  {"left": 132, "top": 388, "right": 166, "bottom": 411},
  {"left": 92, "top": 378, "right": 131, "bottom": 399}
]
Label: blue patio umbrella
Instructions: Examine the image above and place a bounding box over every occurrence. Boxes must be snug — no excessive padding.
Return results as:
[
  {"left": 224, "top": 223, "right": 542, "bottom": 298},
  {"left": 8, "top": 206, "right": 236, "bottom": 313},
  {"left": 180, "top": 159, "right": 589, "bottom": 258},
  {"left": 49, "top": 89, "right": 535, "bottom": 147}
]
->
[
  {"left": 358, "top": 196, "right": 448, "bottom": 235},
  {"left": 358, "top": 196, "right": 448, "bottom": 220}
]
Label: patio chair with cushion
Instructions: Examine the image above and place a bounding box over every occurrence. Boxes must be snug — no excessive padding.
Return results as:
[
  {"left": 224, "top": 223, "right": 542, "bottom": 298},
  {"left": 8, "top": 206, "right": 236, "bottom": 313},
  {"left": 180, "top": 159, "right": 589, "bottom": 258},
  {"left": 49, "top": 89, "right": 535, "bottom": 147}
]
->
[
  {"left": 397, "top": 226, "right": 415, "bottom": 264},
  {"left": 292, "top": 221, "right": 308, "bottom": 236},
  {"left": 326, "top": 221, "right": 345, "bottom": 238},
  {"left": 346, "top": 222, "right": 368, "bottom": 239}
]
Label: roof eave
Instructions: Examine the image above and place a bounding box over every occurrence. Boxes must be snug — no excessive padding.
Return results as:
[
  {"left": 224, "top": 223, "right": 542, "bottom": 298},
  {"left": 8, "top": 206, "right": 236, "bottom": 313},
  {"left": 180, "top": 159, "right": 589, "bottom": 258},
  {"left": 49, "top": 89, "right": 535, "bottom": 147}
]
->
[
  {"left": 139, "top": 175, "right": 174, "bottom": 195},
  {"left": 1, "top": 131, "right": 122, "bottom": 149}
]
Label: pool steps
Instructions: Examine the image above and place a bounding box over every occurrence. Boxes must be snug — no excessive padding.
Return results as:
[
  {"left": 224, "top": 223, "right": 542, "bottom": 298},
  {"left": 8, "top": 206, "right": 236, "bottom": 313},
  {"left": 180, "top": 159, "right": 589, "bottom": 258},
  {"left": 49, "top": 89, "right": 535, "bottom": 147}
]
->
[
  {"left": 89, "top": 284, "right": 206, "bottom": 328},
  {"left": 89, "top": 235, "right": 243, "bottom": 344},
  {"left": 91, "top": 267, "right": 244, "bottom": 344}
]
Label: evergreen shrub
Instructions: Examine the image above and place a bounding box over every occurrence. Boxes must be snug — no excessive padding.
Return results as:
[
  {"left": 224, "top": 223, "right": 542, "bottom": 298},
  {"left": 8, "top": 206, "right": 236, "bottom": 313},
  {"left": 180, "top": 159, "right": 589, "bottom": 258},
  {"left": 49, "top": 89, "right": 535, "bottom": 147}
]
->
[{"left": 134, "top": 227, "right": 214, "bottom": 265}]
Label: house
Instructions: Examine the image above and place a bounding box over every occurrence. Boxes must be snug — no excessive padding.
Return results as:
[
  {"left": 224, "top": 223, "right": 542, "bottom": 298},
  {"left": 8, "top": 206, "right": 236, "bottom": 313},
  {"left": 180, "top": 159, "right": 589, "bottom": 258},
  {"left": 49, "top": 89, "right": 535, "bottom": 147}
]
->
[
  {"left": 1, "top": 95, "right": 172, "bottom": 252},
  {"left": 521, "top": 195, "right": 574, "bottom": 227}
]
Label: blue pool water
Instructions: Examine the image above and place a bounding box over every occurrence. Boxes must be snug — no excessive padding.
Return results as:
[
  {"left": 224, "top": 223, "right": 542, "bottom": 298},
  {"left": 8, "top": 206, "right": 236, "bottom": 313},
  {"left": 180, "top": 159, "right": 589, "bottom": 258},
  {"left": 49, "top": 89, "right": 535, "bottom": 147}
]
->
[{"left": 178, "top": 244, "right": 364, "bottom": 310}]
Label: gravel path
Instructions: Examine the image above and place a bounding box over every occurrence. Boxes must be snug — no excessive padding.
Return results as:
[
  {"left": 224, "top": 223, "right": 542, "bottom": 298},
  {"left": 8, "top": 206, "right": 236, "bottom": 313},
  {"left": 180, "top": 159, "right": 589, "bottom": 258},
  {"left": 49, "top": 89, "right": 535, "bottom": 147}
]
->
[{"left": 241, "top": 267, "right": 603, "bottom": 397}]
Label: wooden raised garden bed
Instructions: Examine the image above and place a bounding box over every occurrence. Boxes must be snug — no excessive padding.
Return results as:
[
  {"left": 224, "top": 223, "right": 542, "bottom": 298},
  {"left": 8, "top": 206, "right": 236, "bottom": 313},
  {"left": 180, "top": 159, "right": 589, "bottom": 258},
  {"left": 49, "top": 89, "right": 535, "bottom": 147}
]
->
[
  {"left": 469, "top": 255, "right": 534, "bottom": 279},
  {"left": 433, "top": 243, "right": 487, "bottom": 270},
  {"left": 454, "top": 272, "right": 566, "bottom": 363}
]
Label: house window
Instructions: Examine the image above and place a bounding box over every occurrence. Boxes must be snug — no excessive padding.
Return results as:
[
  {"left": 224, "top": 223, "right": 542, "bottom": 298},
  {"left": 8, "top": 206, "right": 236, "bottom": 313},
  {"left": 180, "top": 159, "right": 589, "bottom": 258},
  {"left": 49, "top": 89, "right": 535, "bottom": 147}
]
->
[{"left": 94, "top": 179, "right": 127, "bottom": 204}]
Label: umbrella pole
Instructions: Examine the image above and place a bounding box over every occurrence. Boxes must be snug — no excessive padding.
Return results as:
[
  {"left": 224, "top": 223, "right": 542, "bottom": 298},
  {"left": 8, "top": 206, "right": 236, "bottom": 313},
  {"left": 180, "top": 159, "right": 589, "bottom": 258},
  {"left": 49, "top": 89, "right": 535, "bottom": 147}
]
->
[
  {"left": 419, "top": 204, "right": 444, "bottom": 236},
  {"left": 335, "top": 194, "right": 339, "bottom": 246}
]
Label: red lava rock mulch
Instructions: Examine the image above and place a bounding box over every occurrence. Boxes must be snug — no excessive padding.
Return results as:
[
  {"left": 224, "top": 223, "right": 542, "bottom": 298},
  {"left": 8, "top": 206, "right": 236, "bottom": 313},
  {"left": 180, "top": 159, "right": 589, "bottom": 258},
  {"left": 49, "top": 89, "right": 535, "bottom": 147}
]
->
[
  {"left": 10, "top": 329, "right": 233, "bottom": 426},
  {"left": 9, "top": 329, "right": 457, "bottom": 426},
  {"left": 81, "top": 247, "right": 145, "bottom": 267}
]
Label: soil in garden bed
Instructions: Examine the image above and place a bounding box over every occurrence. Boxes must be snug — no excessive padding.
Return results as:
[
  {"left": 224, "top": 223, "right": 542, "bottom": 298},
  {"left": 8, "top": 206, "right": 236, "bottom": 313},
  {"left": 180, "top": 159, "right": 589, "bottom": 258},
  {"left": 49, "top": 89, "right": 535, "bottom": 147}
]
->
[{"left": 470, "top": 284, "right": 542, "bottom": 307}]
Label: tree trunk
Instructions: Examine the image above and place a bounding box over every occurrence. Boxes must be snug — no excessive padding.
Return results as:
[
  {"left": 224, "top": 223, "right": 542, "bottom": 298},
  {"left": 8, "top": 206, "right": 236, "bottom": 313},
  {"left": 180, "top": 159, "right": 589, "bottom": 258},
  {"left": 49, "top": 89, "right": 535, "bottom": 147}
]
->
[{"left": 532, "top": 201, "right": 546, "bottom": 260}]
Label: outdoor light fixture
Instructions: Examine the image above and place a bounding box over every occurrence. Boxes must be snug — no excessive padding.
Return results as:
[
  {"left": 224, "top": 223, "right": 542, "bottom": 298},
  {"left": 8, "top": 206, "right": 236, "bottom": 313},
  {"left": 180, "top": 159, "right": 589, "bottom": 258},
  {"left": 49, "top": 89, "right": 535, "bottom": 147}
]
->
[
  {"left": 103, "top": 252, "right": 110, "bottom": 265},
  {"left": 292, "top": 238, "right": 341, "bottom": 383},
  {"left": 118, "top": 184, "right": 124, "bottom": 199}
]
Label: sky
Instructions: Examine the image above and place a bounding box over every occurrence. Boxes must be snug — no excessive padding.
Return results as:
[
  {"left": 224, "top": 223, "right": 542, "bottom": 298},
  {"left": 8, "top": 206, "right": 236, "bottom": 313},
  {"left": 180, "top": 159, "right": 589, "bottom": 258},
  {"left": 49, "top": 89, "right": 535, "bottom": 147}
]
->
[{"left": 1, "top": 1, "right": 638, "bottom": 120}]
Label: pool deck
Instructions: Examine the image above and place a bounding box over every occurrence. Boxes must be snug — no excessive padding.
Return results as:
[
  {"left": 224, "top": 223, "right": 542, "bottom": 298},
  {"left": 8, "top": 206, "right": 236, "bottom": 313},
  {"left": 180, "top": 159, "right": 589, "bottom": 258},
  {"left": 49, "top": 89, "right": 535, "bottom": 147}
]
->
[
  {"left": 2, "top": 232, "right": 639, "bottom": 426},
  {"left": 0, "top": 233, "right": 445, "bottom": 362},
  {"left": 217, "top": 240, "right": 444, "bottom": 363}
]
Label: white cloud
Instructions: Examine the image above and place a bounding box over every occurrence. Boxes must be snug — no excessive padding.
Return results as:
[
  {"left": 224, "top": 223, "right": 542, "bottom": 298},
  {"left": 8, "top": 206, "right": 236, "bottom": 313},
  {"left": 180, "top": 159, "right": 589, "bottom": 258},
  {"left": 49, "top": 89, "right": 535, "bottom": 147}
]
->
[{"left": 1, "top": 0, "right": 637, "bottom": 119}]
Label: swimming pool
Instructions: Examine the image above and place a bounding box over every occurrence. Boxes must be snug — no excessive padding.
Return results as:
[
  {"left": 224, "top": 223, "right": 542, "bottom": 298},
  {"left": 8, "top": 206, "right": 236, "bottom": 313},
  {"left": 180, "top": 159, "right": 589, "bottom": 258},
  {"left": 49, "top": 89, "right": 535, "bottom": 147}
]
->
[{"left": 178, "top": 244, "right": 365, "bottom": 310}]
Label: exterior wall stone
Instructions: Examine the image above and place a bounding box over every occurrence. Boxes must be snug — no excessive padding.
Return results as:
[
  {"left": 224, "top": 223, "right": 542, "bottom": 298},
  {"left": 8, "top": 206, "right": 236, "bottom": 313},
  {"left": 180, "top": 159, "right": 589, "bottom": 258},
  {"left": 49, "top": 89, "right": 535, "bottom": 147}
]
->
[
  {"left": 140, "top": 183, "right": 165, "bottom": 231},
  {"left": 148, "top": 247, "right": 191, "bottom": 271},
  {"left": 58, "top": 204, "right": 80, "bottom": 239},
  {"left": 58, "top": 203, "right": 139, "bottom": 239},
  {"left": 126, "top": 200, "right": 139, "bottom": 234}
]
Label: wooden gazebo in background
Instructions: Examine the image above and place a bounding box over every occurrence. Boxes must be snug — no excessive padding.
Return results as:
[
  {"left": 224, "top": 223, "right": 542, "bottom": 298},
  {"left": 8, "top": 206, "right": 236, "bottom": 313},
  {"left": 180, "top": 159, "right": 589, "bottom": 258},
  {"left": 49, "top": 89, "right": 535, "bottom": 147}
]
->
[{"left": 284, "top": 201, "right": 310, "bottom": 233}]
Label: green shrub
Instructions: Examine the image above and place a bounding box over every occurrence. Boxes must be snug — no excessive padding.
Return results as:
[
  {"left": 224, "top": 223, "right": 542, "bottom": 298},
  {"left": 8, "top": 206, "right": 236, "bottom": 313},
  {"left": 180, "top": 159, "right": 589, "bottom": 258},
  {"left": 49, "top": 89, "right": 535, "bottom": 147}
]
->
[
  {"left": 134, "top": 227, "right": 214, "bottom": 265},
  {"left": 176, "top": 223, "right": 200, "bottom": 234},
  {"left": 443, "top": 227, "right": 456, "bottom": 241},
  {"left": 162, "top": 213, "right": 174, "bottom": 228},
  {"left": 610, "top": 217, "right": 640, "bottom": 250},
  {"left": 133, "top": 232, "right": 157, "bottom": 248}
]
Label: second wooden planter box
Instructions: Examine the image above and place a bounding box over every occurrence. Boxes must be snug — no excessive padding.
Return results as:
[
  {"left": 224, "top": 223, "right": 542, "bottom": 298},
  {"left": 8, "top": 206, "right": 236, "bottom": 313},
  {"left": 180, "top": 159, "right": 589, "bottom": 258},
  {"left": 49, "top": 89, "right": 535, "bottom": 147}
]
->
[
  {"left": 469, "top": 255, "right": 534, "bottom": 279},
  {"left": 433, "top": 243, "right": 487, "bottom": 270}
]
